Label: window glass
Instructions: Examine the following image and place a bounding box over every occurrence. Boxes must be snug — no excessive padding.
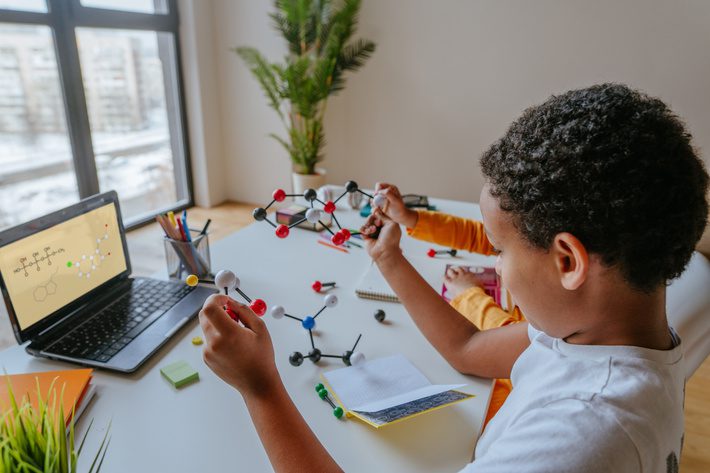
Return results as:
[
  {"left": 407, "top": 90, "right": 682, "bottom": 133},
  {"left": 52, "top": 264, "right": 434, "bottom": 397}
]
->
[
  {"left": 0, "top": 23, "right": 78, "bottom": 230},
  {"left": 0, "top": 1, "right": 47, "bottom": 13},
  {"left": 76, "top": 27, "right": 188, "bottom": 222},
  {"left": 80, "top": 0, "right": 167, "bottom": 15}
]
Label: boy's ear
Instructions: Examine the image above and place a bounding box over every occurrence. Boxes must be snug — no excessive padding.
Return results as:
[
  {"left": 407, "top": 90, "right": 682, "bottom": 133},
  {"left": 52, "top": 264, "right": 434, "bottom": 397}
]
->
[{"left": 551, "top": 232, "right": 589, "bottom": 290}]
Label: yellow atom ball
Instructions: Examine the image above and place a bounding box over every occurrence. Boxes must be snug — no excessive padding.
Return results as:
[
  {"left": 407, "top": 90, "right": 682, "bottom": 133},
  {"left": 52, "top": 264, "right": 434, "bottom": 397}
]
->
[
  {"left": 191, "top": 336, "right": 203, "bottom": 345},
  {"left": 186, "top": 274, "right": 199, "bottom": 287}
]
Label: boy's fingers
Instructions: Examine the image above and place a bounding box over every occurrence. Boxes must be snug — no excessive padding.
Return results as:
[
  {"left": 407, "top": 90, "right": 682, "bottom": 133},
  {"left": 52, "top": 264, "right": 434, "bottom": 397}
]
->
[
  {"left": 379, "top": 188, "right": 400, "bottom": 207},
  {"left": 201, "top": 294, "right": 243, "bottom": 334},
  {"left": 361, "top": 213, "right": 382, "bottom": 232},
  {"left": 225, "top": 298, "right": 264, "bottom": 332},
  {"left": 373, "top": 208, "right": 393, "bottom": 224}
]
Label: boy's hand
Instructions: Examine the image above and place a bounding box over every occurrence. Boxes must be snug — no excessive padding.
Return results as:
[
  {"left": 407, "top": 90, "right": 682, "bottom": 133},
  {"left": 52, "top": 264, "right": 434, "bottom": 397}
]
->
[
  {"left": 360, "top": 208, "right": 402, "bottom": 262},
  {"left": 374, "top": 182, "right": 419, "bottom": 228},
  {"left": 199, "top": 294, "right": 280, "bottom": 399},
  {"left": 444, "top": 266, "right": 485, "bottom": 299}
]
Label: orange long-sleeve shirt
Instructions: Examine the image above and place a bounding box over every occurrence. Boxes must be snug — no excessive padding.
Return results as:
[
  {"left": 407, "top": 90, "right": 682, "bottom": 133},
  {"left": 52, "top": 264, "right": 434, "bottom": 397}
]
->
[{"left": 406, "top": 210, "right": 525, "bottom": 426}]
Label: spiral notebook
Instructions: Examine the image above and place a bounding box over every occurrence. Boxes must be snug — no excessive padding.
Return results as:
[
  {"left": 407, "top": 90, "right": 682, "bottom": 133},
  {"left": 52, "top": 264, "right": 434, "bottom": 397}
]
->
[
  {"left": 321, "top": 354, "right": 474, "bottom": 428},
  {"left": 355, "top": 263, "right": 399, "bottom": 302}
]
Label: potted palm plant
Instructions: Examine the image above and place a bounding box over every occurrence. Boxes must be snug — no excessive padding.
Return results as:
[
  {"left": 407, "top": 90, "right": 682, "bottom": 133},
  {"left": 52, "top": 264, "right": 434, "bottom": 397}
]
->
[{"left": 236, "top": 0, "right": 376, "bottom": 193}]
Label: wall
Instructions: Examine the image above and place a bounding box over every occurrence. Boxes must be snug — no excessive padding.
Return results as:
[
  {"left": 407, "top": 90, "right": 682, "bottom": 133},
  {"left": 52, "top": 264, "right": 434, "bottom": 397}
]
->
[
  {"left": 178, "top": 0, "right": 228, "bottom": 207},
  {"left": 196, "top": 0, "right": 710, "bottom": 205}
]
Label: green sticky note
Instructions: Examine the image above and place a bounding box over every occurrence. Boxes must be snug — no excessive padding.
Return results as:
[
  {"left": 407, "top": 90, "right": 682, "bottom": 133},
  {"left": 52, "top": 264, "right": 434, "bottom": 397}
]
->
[{"left": 161, "top": 360, "right": 199, "bottom": 388}]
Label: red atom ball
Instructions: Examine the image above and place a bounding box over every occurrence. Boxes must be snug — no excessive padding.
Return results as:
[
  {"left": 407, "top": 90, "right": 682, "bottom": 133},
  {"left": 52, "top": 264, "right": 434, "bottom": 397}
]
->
[
  {"left": 331, "top": 232, "right": 345, "bottom": 246},
  {"left": 272, "top": 188, "right": 286, "bottom": 202},
  {"left": 324, "top": 201, "right": 336, "bottom": 214},
  {"left": 275, "top": 224, "right": 290, "bottom": 238},
  {"left": 340, "top": 228, "right": 351, "bottom": 241},
  {"left": 250, "top": 299, "right": 267, "bottom": 316},
  {"left": 427, "top": 249, "right": 436, "bottom": 258},
  {"left": 225, "top": 307, "right": 239, "bottom": 322},
  {"left": 312, "top": 280, "right": 322, "bottom": 292}
]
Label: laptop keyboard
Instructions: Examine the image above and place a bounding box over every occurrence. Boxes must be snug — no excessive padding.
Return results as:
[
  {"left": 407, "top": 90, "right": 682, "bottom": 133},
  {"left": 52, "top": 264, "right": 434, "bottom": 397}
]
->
[{"left": 47, "top": 279, "right": 195, "bottom": 363}]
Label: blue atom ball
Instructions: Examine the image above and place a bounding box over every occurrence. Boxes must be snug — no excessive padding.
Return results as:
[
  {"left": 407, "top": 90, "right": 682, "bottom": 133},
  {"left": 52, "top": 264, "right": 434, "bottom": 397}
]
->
[{"left": 302, "top": 316, "right": 315, "bottom": 330}]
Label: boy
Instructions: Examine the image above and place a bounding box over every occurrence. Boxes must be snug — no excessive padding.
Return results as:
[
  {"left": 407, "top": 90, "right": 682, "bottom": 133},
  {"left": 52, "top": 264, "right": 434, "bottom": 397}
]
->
[{"left": 199, "top": 83, "right": 708, "bottom": 471}]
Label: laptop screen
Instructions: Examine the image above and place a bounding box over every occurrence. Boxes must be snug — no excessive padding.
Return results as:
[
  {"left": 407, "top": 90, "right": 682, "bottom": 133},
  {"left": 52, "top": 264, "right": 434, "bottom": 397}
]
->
[{"left": 0, "top": 202, "right": 127, "bottom": 331}]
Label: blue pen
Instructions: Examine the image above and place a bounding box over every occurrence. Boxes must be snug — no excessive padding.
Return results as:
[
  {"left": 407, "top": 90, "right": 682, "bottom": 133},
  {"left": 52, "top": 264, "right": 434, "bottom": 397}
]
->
[
  {"left": 182, "top": 211, "right": 192, "bottom": 242},
  {"left": 182, "top": 211, "right": 204, "bottom": 274}
]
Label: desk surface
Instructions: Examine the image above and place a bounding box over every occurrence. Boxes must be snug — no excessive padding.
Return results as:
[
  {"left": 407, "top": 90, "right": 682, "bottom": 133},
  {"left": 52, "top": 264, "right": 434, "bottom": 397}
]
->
[{"left": 0, "top": 198, "right": 494, "bottom": 473}]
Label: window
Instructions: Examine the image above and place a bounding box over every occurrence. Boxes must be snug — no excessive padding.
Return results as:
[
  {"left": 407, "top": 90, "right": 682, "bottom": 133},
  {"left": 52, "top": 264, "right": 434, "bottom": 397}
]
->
[{"left": 0, "top": 0, "right": 192, "bottom": 230}]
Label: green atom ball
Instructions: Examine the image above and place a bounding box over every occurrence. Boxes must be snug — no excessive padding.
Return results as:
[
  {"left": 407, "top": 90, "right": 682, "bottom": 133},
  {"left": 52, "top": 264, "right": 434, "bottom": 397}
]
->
[{"left": 66, "top": 261, "right": 72, "bottom": 267}]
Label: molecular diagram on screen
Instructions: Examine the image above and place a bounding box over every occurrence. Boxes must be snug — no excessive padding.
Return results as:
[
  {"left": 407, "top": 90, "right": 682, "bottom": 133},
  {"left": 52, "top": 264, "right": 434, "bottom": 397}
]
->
[
  {"left": 251, "top": 180, "right": 387, "bottom": 246},
  {"left": 13, "top": 246, "right": 65, "bottom": 277},
  {"left": 67, "top": 225, "right": 111, "bottom": 279},
  {"left": 33, "top": 268, "right": 59, "bottom": 302}
]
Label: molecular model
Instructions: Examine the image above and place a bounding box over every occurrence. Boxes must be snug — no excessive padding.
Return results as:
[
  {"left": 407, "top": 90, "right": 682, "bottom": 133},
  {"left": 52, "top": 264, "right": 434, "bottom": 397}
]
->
[
  {"left": 270, "top": 293, "right": 366, "bottom": 368},
  {"left": 185, "top": 270, "right": 267, "bottom": 320},
  {"left": 187, "top": 272, "right": 370, "bottom": 368},
  {"left": 315, "top": 383, "right": 344, "bottom": 419},
  {"left": 252, "top": 180, "right": 387, "bottom": 246},
  {"left": 427, "top": 248, "right": 458, "bottom": 258}
]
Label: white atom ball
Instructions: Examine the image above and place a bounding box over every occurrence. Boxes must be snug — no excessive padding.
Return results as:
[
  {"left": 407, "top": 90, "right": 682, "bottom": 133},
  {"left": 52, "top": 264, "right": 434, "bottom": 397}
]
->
[
  {"left": 214, "top": 270, "right": 237, "bottom": 290},
  {"left": 271, "top": 305, "right": 285, "bottom": 319},
  {"left": 350, "top": 352, "right": 366, "bottom": 366},
  {"left": 373, "top": 194, "right": 387, "bottom": 209},
  {"left": 305, "top": 208, "right": 322, "bottom": 224},
  {"left": 324, "top": 294, "right": 338, "bottom": 308}
]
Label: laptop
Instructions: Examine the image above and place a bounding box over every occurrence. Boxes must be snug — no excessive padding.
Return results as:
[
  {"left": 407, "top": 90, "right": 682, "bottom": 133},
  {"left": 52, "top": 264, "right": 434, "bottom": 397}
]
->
[{"left": 0, "top": 191, "right": 216, "bottom": 373}]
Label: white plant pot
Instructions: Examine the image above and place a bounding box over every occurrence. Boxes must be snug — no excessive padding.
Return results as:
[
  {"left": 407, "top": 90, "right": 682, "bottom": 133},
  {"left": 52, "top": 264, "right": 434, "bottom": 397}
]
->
[{"left": 292, "top": 168, "right": 326, "bottom": 195}]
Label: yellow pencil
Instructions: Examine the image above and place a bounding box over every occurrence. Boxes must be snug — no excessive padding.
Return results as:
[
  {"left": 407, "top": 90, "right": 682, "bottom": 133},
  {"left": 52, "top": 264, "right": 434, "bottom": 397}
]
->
[{"left": 167, "top": 211, "right": 177, "bottom": 227}]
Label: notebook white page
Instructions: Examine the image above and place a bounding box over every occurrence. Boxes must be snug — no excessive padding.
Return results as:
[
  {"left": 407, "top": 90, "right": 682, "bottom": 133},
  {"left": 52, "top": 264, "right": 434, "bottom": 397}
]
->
[{"left": 322, "top": 354, "right": 464, "bottom": 413}]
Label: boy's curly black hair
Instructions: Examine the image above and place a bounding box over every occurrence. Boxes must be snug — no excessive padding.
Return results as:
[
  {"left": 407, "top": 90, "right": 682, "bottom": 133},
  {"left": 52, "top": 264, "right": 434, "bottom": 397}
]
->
[{"left": 481, "top": 83, "right": 708, "bottom": 292}]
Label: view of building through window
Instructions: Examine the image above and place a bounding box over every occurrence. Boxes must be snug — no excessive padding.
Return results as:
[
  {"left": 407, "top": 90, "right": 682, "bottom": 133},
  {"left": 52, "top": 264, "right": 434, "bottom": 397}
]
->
[
  {"left": 0, "top": 23, "right": 78, "bottom": 230},
  {"left": 81, "top": 0, "right": 167, "bottom": 15},
  {"left": 77, "top": 28, "right": 181, "bottom": 223},
  {"left": 0, "top": 11, "right": 188, "bottom": 230}
]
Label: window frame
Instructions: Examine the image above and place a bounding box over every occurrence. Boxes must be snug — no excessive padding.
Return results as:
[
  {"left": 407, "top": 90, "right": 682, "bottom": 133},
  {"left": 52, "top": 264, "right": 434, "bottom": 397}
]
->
[{"left": 0, "top": 0, "right": 194, "bottom": 229}]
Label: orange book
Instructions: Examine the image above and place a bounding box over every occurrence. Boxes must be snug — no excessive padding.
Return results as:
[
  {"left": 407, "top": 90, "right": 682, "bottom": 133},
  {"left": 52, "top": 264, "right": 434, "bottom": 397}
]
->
[{"left": 0, "top": 369, "right": 93, "bottom": 427}]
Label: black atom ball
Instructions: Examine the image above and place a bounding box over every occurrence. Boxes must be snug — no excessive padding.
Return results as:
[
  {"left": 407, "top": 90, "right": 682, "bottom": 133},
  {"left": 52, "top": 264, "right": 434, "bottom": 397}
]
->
[
  {"left": 289, "top": 352, "right": 304, "bottom": 366},
  {"left": 303, "top": 188, "right": 317, "bottom": 202},
  {"left": 308, "top": 348, "right": 322, "bottom": 363},
  {"left": 252, "top": 207, "right": 267, "bottom": 221},
  {"left": 342, "top": 350, "right": 353, "bottom": 366}
]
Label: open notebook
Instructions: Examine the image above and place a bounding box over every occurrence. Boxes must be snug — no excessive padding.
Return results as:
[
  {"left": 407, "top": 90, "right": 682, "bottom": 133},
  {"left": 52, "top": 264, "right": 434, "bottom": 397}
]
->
[{"left": 321, "top": 354, "right": 474, "bottom": 428}]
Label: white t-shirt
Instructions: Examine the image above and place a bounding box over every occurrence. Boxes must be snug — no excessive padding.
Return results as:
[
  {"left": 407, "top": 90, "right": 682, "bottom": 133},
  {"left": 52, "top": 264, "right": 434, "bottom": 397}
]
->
[{"left": 461, "top": 324, "right": 685, "bottom": 473}]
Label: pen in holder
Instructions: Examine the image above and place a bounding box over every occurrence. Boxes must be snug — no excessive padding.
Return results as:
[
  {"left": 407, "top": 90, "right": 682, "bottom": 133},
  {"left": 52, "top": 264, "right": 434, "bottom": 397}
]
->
[{"left": 164, "top": 231, "right": 212, "bottom": 281}]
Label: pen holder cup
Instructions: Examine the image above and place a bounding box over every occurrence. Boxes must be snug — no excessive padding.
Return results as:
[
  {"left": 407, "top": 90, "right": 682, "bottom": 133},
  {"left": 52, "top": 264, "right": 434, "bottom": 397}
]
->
[{"left": 163, "top": 232, "right": 212, "bottom": 281}]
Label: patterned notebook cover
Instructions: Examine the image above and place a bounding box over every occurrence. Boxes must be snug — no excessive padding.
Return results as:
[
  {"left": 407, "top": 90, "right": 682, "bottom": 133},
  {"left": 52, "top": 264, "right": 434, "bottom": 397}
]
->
[
  {"left": 441, "top": 264, "right": 501, "bottom": 305},
  {"left": 352, "top": 390, "right": 473, "bottom": 427}
]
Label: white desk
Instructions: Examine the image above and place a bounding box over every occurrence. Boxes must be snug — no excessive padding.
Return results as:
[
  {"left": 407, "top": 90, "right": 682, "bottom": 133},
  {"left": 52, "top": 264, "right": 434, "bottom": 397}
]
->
[{"left": 0, "top": 198, "right": 494, "bottom": 472}]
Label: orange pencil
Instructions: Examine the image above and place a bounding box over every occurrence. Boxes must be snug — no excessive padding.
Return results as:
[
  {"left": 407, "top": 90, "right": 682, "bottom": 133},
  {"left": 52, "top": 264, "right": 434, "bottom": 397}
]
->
[{"left": 317, "top": 239, "right": 349, "bottom": 253}]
